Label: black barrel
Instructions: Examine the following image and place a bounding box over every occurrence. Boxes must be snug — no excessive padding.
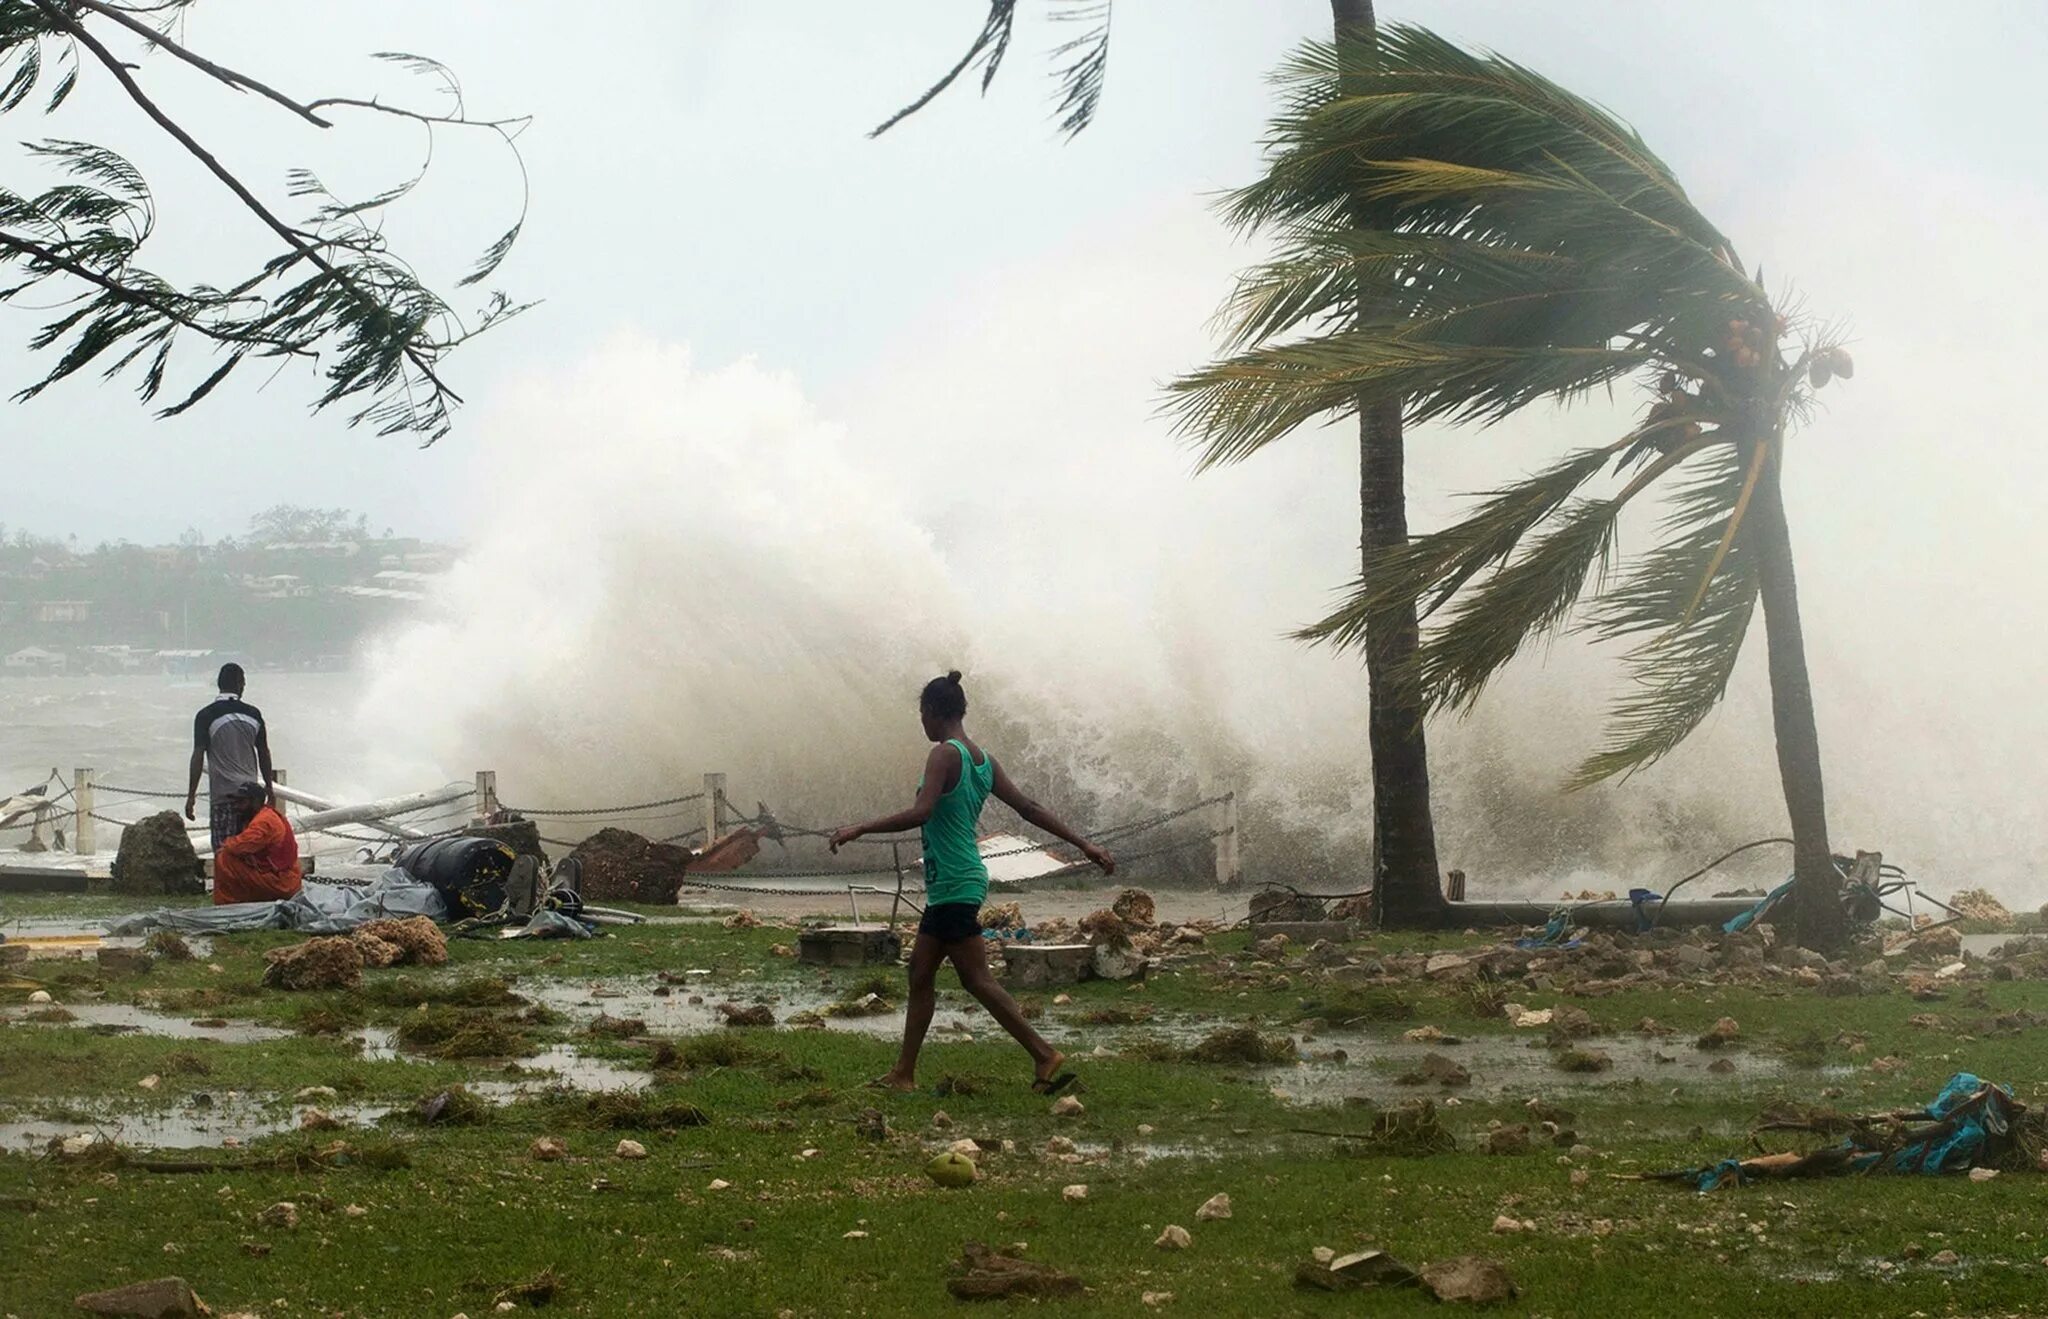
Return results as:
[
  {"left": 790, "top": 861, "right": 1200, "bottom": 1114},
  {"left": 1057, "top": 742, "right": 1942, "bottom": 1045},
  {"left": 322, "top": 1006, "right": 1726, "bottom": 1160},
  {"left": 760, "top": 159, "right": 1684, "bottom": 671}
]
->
[{"left": 396, "top": 835, "right": 516, "bottom": 920}]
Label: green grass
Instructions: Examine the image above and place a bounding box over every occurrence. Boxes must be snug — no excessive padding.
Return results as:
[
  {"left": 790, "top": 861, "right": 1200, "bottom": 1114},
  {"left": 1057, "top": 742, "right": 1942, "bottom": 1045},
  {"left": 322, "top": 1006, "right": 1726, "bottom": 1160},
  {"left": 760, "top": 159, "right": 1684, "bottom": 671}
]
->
[{"left": 8, "top": 904, "right": 2048, "bottom": 1315}]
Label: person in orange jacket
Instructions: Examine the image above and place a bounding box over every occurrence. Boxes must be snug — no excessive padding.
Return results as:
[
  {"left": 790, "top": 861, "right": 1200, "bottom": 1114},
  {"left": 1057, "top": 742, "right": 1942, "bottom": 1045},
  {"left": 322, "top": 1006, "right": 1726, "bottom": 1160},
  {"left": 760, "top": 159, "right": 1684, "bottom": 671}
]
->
[{"left": 212, "top": 781, "right": 303, "bottom": 904}]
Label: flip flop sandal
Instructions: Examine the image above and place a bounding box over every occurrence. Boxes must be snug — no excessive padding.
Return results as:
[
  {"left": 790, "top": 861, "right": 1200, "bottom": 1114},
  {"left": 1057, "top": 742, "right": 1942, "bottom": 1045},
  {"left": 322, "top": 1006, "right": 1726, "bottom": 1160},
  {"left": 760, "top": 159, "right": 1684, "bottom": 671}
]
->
[{"left": 1031, "top": 1072, "right": 1077, "bottom": 1097}]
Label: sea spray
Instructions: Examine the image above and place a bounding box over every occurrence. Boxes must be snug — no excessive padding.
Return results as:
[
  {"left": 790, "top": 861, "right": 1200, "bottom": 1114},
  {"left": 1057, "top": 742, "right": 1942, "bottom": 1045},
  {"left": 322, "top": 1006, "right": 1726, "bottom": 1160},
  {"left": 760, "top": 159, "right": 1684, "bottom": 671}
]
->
[{"left": 353, "top": 336, "right": 1807, "bottom": 895}]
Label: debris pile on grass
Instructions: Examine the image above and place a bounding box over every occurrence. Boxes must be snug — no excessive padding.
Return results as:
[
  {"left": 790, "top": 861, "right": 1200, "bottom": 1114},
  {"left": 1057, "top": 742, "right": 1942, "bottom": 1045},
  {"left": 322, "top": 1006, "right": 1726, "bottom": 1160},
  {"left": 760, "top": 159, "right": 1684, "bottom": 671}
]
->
[
  {"left": 262, "top": 937, "right": 364, "bottom": 991},
  {"left": 109, "top": 812, "right": 203, "bottom": 896},
  {"left": 945, "top": 1242, "right": 1084, "bottom": 1301},
  {"left": 1948, "top": 889, "right": 2014, "bottom": 927},
  {"left": 142, "top": 931, "right": 194, "bottom": 961},
  {"left": 1249, "top": 886, "right": 1328, "bottom": 923},
  {"left": 565, "top": 828, "right": 693, "bottom": 904},
  {"left": 541, "top": 1088, "right": 709, "bottom": 1131},
  {"left": 352, "top": 917, "right": 447, "bottom": 968},
  {"left": 716, "top": 1002, "right": 775, "bottom": 1027},
  {"left": 1183, "top": 1026, "right": 1296, "bottom": 1066},
  {"left": 979, "top": 901, "right": 1025, "bottom": 934},
  {"left": 587, "top": 1013, "right": 648, "bottom": 1038},
  {"left": 415, "top": 1087, "right": 494, "bottom": 1126},
  {"left": 1397, "top": 1052, "right": 1470, "bottom": 1088},
  {"left": 1277, "top": 919, "right": 1991, "bottom": 1000},
  {"left": 1110, "top": 888, "right": 1156, "bottom": 926},
  {"left": 396, "top": 1007, "right": 532, "bottom": 1059},
  {"left": 824, "top": 992, "right": 894, "bottom": 1018},
  {"left": 1356, "top": 1099, "right": 1457, "bottom": 1156}
]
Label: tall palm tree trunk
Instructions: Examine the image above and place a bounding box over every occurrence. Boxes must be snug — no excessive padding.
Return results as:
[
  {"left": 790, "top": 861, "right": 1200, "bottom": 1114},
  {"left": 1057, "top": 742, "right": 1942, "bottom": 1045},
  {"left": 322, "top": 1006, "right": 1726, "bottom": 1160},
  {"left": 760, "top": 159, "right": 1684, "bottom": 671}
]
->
[
  {"left": 1748, "top": 442, "right": 1843, "bottom": 949},
  {"left": 1333, "top": 0, "right": 1448, "bottom": 928}
]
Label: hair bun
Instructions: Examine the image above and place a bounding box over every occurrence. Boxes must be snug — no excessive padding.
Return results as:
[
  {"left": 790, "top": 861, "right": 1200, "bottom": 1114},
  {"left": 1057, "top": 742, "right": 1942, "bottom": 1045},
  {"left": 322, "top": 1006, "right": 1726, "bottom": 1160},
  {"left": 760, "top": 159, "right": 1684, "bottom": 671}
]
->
[{"left": 945, "top": 670, "right": 963, "bottom": 684}]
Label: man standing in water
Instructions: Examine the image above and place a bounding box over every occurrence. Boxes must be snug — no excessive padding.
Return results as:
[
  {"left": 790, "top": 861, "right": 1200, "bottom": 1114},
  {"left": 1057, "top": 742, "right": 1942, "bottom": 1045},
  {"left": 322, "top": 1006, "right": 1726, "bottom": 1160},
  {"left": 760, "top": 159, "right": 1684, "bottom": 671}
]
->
[{"left": 184, "top": 662, "right": 275, "bottom": 854}]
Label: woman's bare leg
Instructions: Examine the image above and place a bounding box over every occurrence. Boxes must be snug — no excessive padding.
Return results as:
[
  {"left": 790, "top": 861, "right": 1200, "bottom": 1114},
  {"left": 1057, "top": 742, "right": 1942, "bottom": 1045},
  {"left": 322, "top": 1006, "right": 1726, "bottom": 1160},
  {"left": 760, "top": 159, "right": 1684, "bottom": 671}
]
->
[
  {"left": 880, "top": 932, "right": 944, "bottom": 1089},
  {"left": 946, "top": 936, "right": 1064, "bottom": 1082}
]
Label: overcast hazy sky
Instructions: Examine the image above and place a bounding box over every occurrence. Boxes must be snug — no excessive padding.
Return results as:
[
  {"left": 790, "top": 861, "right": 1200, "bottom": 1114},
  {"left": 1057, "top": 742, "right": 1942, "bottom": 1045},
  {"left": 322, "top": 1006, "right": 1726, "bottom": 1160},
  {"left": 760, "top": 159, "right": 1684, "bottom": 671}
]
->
[
  {"left": 10, "top": 2, "right": 2048, "bottom": 888},
  {"left": 7, "top": 0, "right": 2044, "bottom": 545}
]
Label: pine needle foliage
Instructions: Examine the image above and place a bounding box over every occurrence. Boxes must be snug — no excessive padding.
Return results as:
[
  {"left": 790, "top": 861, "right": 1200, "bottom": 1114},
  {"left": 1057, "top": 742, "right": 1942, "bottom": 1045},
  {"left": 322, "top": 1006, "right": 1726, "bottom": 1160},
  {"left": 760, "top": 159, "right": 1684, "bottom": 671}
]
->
[
  {"left": 1169, "top": 27, "right": 1853, "bottom": 784},
  {"left": 0, "top": 0, "right": 529, "bottom": 442}
]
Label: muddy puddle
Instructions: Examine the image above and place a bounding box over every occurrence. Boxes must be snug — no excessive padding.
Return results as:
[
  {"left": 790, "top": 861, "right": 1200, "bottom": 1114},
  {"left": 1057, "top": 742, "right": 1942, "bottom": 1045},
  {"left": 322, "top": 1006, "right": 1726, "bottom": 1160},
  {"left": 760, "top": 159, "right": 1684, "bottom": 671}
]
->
[
  {"left": 352, "top": 1027, "right": 649, "bottom": 1095},
  {"left": 0, "top": 1092, "right": 396, "bottom": 1152},
  {"left": 0, "top": 1001, "right": 290, "bottom": 1042},
  {"left": 1259, "top": 1029, "right": 1851, "bottom": 1107},
  {"left": 515, "top": 976, "right": 990, "bottom": 1043}
]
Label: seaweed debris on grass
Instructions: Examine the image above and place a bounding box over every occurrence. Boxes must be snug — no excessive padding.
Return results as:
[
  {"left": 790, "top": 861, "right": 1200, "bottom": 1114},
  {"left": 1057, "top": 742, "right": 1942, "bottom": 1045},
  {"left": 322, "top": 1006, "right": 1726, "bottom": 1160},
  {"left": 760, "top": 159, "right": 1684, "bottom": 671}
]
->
[
  {"left": 1301, "top": 990, "right": 1414, "bottom": 1026},
  {"left": 363, "top": 976, "right": 526, "bottom": 1010},
  {"left": 1185, "top": 1026, "right": 1297, "bottom": 1066},
  {"left": 541, "top": 1088, "right": 709, "bottom": 1131},
  {"left": 674, "top": 1034, "right": 776, "bottom": 1071},
  {"left": 395, "top": 1007, "right": 534, "bottom": 1060},
  {"left": 413, "top": 1085, "right": 495, "bottom": 1127},
  {"left": 143, "top": 931, "right": 194, "bottom": 961}
]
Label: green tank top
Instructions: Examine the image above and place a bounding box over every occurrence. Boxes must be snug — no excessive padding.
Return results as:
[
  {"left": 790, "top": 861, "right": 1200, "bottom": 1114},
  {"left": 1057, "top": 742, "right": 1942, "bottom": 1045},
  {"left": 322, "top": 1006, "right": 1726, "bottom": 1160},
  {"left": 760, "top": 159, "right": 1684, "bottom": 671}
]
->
[{"left": 921, "top": 739, "right": 994, "bottom": 907}]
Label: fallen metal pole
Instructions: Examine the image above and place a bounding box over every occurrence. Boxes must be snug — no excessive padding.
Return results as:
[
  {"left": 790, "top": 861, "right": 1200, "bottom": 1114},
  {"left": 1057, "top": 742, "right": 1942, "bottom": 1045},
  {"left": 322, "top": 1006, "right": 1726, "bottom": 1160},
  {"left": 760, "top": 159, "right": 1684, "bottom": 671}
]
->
[
  {"left": 295, "top": 785, "right": 471, "bottom": 836},
  {"left": 1447, "top": 898, "right": 1763, "bottom": 930}
]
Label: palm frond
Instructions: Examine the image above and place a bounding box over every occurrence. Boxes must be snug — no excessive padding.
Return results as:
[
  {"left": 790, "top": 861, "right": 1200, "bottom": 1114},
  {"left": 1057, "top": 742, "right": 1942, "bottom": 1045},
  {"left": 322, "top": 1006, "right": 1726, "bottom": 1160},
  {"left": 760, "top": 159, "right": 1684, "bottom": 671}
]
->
[
  {"left": 1173, "top": 333, "right": 1653, "bottom": 468},
  {"left": 873, "top": 0, "right": 1113, "bottom": 138},
  {"left": 1047, "top": 2, "right": 1110, "bottom": 139},
  {"left": 1570, "top": 443, "right": 1763, "bottom": 784}
]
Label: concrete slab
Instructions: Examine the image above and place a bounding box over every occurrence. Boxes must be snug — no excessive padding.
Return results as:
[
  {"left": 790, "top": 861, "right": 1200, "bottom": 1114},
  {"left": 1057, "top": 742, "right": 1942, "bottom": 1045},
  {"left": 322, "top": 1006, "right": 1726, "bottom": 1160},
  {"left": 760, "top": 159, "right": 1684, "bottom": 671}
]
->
[
  {"left": 798, "top": 924, "right": 902, "bottom": 968},
  {"left": 1002, "top": 943, "right": 1095, "bottom": 989}
]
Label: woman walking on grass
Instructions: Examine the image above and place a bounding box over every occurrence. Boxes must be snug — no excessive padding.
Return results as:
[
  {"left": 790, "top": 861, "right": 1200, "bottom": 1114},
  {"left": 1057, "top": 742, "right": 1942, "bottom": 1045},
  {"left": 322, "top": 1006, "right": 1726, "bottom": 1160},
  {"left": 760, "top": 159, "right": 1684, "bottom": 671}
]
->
[{"left": 831, "top": 670, "right": 1115, "bottom": 1094}]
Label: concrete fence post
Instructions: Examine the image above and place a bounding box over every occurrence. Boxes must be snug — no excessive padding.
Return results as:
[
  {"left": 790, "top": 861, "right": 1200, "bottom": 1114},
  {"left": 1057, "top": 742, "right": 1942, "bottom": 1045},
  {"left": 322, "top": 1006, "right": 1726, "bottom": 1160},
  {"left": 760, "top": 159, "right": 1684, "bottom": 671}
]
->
[
  {"left": 73, "top": 767, "right": 94, "bottom": 856},
  {"left": 703, "top": 772, "right": 726, "bottom": 843},
  {"left": 475, "top": 770, "right": 499, "bottom": 822},
  {"left": 1214, "top": 791, "right": 1240, "bottom": 888}
]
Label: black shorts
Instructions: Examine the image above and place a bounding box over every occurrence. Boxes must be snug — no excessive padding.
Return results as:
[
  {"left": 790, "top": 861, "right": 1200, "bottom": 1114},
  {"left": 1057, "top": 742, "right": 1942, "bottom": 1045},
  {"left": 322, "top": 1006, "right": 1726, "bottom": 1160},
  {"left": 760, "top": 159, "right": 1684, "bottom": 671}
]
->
[{"left": 919, "top": 902, "right": 983, "bottom": 943}]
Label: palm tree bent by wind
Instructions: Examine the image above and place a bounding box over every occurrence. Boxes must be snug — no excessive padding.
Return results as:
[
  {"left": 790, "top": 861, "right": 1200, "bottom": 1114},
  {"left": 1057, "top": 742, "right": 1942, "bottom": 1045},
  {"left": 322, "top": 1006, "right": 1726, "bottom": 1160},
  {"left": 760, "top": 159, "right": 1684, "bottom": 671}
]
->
[
  {"left": 1171, "top": 28, "right": 1858, "bottom": 949},
  {"left": 878, "top": 2, "right": 1455, "bottom": 927}
]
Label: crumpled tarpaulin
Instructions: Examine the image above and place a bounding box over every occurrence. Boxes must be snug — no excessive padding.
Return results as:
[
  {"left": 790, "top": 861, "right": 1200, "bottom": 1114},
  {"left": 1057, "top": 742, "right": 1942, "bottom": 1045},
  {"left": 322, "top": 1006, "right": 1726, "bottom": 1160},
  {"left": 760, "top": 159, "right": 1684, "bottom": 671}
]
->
[
  {"left": 1664, "top": 1073, "right": 2030, "bottom": 1192},
  {"left": 108, "top": 869, "right": 449, "bottom": 937}
]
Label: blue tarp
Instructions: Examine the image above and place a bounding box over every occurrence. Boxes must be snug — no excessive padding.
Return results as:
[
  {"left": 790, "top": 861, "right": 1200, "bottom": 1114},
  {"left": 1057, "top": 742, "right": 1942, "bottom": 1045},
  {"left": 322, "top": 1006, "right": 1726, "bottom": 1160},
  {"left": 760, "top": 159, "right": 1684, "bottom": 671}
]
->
[
  {"left": 107, "top": 869, "right": 448, "bottom": 937},
  {"left": 1680, "top": 1073, "right": 2022, "bottom": 1191}
]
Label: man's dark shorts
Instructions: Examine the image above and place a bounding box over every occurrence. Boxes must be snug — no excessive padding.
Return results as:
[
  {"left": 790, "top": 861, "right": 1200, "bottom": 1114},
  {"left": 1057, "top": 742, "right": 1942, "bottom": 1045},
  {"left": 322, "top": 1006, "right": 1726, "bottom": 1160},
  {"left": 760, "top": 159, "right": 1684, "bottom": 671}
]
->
[
  {"left": 210, "top": 796, "right": 256, "bottom": 854},
  {"left": 919, "top": 902, "right": 983, "bottom": 943}
]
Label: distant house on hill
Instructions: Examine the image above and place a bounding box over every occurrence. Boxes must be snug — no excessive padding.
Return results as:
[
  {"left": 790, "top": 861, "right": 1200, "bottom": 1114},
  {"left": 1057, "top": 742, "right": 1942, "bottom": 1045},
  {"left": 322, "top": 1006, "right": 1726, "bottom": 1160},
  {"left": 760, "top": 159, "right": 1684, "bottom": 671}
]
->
[
  {"left": 33, "top": 600, "right": 91, "bottom": 624},
  {"left": 4, "top": 646, "right": 65, "bottom": 672}
]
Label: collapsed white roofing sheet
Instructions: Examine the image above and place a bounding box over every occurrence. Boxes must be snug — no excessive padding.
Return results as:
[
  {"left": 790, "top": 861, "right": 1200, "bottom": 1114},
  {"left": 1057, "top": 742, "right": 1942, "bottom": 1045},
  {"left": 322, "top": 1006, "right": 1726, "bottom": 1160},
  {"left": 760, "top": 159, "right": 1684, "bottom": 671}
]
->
[{"left": 978, "top": 832, "right": 1075, "bottom": 885}]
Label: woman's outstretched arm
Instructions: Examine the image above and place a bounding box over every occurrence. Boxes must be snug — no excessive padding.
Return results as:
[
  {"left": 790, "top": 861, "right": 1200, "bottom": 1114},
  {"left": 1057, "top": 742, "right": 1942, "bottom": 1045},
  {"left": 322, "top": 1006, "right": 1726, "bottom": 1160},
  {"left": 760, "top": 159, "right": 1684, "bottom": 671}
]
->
[
  {"left": 829, "top": 744, "right": 952, "bottom": 851},
  {"left": 990, "top": 760, "right": 1115, "bottom": 874}
]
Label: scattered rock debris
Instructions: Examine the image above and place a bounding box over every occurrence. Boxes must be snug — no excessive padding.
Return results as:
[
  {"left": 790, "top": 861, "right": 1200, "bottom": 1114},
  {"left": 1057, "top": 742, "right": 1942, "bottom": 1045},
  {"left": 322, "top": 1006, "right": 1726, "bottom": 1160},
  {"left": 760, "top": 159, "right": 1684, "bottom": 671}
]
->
[
  {"left": 1155, "top": 1225, "right": 1192, "bottom": 1250},
  {"left": 72, "top": 1276, "right": 207, "bottom": 1318},
  {"left": 1195, "top": 1192, "right": 1232, "bottom": 1221},
  {"left": 1419, "top": 1255, "right": 1518, "bottom": 1304}
]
